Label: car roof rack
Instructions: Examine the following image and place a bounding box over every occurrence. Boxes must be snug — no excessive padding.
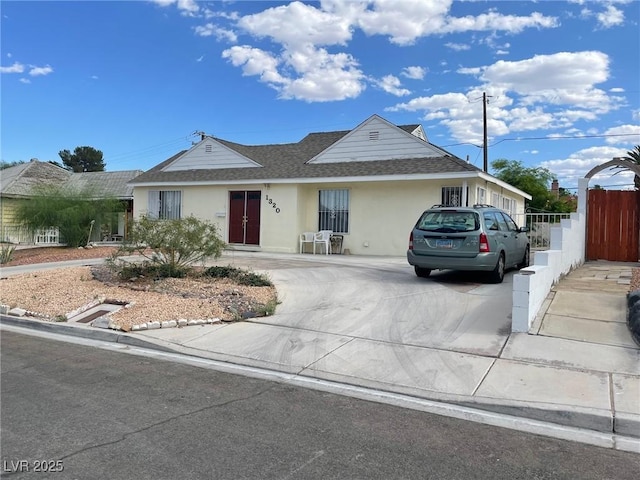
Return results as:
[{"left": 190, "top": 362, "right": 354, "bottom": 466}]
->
[{"left": 472, "top": 204, "right": 495, "bottom": 209}]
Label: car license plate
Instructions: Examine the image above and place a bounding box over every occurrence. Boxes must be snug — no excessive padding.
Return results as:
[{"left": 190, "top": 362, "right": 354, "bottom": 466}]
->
[{"left": 436, "top": 239, "right": 453, "bottom": 249}]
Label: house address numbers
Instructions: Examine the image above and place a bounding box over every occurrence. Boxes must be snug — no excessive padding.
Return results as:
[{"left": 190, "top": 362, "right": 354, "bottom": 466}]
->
[{"left": 265, "top": 194, "right": 281, "bottom": 213}]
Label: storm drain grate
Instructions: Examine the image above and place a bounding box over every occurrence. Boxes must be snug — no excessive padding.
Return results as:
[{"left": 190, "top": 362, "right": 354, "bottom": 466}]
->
[
  {"left": 68, "top": 302, "right": 126, "bottom": 324},
  {"left": 75, "top": 310, "right": 112, "bottom": 323}
]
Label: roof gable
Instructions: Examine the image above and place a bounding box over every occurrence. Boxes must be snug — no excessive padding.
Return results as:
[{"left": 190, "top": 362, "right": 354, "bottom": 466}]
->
[
  {"left": 306, "top": 114, "right": 444, "bottom": 164},
  {"left": 1, "top": 160, "right": 71, "bottom": 197},
  {"left": 162, "top": 138, "right": 262, "bottom": 172}
]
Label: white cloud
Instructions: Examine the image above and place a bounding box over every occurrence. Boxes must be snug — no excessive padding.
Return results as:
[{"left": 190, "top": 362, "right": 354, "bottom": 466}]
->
[
  {"left": 387, "top": 90, "right": 512, "bottom": 144},
  {"left": 29, "top": 65, "right": 53, "bottom": 76},
  {"left": 0, "top": 61, "right": 24, "bottom": 74},
  {"left": 152, "top": 0, "right": 200, "bottom": 17},
  {"left": 596, "top": 5, "right": 624, "bottom": 28},
  {"left": 441, "top": 11, "right": 558, "bottom": 35},
  {"left": 603, "top": 124, "right": 640, "bottom": 145},
  {"left": 196, "top": 55, "right": 204, "bottom": 62},
  {"left": 223, "top": 41, "right": 365, "bottom": 102},
  {"left": 211, "top": 1, "right": 560, "bottom": 101},
  {"left": 477, "top": 51, "right": 609, "bottom": 97},
  {"left": 373, "top": 75, "right": 410, "bottom": 96},
  {"left": 401, "top": 66, "right": 426, "bottom": 80},
  {"left": 238, "top": 1, "right": 353, "bottom": 47},
  {"left": 445, "top": 42, "right": 470, "bottom": 51},
  {"left": 194, "top": 23, "right": 237, "bottom": 42},
  {"left": 389, "top": 50, "right": 628, "bottom": 145},
  {"left": 19, "top": 78, "right": 30, "bottom": 84},
  {"left": 222, "top": 45, "right": 285, "bottom": 83},
  {"left": 540, "top": 145, "right": 635, "bottom": 188}
]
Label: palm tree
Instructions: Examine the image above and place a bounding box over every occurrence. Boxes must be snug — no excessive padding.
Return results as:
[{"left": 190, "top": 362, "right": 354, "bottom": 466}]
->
[{"left": 612, "top": 145, "right": 640, "bottom": 190}]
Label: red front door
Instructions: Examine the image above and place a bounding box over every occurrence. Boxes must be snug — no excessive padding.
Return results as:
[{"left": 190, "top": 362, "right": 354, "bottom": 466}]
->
[{"left": 229, "top": 191, "right": 261, "bottom": 245}]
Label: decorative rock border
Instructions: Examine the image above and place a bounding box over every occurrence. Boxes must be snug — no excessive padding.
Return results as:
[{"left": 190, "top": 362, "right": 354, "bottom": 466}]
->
[
  {"left": 1, "top": 301, "right": 222, "bottom": 334},
  {"left": 627, "top": 290, "right": 640, "bottom": 347},
  {"left": 130, "top": 318, "right": 221, "bottom": 331}
]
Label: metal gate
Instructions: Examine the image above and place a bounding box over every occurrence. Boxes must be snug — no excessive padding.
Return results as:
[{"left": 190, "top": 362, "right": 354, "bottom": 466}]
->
[{"left": 587, "top": 189, "right": 640, "bottom": 261}]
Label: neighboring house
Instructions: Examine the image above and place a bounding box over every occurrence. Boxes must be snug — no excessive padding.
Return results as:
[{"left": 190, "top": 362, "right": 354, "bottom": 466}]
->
[
  {"left": 0, "top": 159, "right": 142, "bottom": 244},
  {"left": 129, "top": 114, "right": 531, "bottom": 256}
]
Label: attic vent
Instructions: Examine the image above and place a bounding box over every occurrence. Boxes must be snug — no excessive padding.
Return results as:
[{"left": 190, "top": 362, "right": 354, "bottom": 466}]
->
[
  {"left": 205, "top": 144, "right": 212, "bottom": 153},
  {"left": 369, "top": 131, "right": 380, "bottom": 141}
]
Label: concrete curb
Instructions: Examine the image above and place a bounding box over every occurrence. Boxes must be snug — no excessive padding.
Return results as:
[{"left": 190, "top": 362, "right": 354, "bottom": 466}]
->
[
  {"left": 2, "top": 313, "right": 638, "bottom": 443},
  {"left": 297, "top": 367, "right": 617, "bottom": 437},
  {"left": 0, "top": 315, "right": 177, "bottom": 353}
]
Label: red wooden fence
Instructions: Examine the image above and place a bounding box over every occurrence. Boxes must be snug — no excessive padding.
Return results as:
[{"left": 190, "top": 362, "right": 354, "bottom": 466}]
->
[{"left": 586, "top": 189, "right": 640, "bottom": 262}]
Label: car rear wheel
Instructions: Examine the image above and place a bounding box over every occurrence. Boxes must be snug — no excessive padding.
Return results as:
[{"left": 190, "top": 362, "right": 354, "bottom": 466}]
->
[
  {"left": 414, "top": 266, "right": 432, "bottom": 278},
  {"left": 518, "top": 246, "right": 530, "bottom": 269},
  {"left": 488, "top": 253, "right": 505, "bottom": 283}
]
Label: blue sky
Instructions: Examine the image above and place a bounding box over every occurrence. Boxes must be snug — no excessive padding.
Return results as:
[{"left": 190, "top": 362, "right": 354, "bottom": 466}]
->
[{"left": 2, "top": 0, "right": 639, "bottom": 190}]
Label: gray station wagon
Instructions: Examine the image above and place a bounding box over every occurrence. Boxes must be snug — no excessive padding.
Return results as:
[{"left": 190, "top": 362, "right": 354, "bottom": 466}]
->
[{"left": 407, "top": 204, "right": 530, "bottom": 283}]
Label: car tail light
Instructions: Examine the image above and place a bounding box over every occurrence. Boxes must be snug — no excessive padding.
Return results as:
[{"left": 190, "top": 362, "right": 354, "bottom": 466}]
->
[
  {"left": 479, "top": 232, "right": 490, "bottom": 252},
  {"left": 409, "top": 232, "right": 414, "bottom": 250}
]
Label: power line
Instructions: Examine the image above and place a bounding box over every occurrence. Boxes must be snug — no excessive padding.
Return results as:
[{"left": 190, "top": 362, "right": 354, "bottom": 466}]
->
[{"left": 441, "top": 132, "right": 639, "bottom": 149}]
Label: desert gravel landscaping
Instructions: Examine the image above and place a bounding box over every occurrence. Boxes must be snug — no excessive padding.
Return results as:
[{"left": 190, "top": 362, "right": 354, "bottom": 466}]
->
[{"left": 0, "top": 246, "right": 278, "bottom": 330}]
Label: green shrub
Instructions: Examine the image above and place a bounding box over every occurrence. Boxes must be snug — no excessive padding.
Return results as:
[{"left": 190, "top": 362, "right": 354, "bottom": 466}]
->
[
  {"left": 204, "top": 265, "right": 238, "bottom": 279},
  {"left": 203, "top": 265, "right": 273, "bottom": 287},
  {"left": 236, "top": 271, "right": 273, "bottom": 287},
  {"left": 106, "top": 258, "right": 188, "bottom": 280},
  {"left": 0, "top": 244, "right": 15, "bottom": 264},
  {"left": 14, "top": 185, "right": 125, "bottom": 248},
  {"left": 114, "top": 215, "right": 225, "bottom": 277}
]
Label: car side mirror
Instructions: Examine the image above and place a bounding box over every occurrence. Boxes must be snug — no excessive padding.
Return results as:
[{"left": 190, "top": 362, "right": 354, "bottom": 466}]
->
[{"left": 519, "top": 226, "right": 530, "bottom": 233}]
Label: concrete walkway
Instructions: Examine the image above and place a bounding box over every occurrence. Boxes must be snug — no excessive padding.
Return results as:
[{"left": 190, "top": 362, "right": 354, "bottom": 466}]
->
[{"left": 1, "top": 253, "right": 639, "bottom": 450}]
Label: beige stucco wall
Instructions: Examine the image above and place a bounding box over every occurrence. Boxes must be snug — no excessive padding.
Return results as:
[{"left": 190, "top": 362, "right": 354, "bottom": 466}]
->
[
  {"left": 133, "top": 178, "right": 528, "bottom": 257},
  {"left": 134, "top": 184, "right": 302, "bottom": 252}
]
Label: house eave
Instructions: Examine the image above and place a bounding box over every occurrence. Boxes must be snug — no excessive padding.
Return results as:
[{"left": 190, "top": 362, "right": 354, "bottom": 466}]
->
[
  {"left": 477, "top": 172, "right": 533, "bottom": 200},
  {"left": 131, "top": 171, "right": 529, "bottom": 189}
]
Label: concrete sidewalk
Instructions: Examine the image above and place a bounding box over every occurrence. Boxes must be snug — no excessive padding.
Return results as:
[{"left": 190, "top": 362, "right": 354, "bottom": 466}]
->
[{"left": 1, "top": 253, "right": 639, "bottom": 449}]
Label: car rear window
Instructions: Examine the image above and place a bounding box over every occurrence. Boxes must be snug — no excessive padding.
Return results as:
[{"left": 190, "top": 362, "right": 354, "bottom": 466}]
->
[{"left": 416, "top": 211, "right": 480, "bottom": 232}]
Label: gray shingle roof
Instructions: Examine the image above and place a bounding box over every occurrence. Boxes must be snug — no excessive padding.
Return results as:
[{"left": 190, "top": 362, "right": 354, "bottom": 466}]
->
[
  {"left": 130, "top": 126, "right": 481, "bottom": 185},
  {"left": 1, "top": 160, "right": 142, "bottom": 199},
  {"left": 1, "top": 161, "right": 71, "bottom": 197},
  {"left": 63, "top": 170, "right": 144, "bottom": 198}
]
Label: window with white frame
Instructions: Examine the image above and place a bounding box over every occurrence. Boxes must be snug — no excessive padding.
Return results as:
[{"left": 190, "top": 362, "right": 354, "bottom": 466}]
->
[
  {"left": 476, "top": 186, "right": 486, "bottom": 205},
  {"left": 318, "top": 189, "right": 349, "bottom": 233},
  {"left": 492, "top": 192, "right": 501, "bottom": 208},
  {"left": 502, "top": 197, "right": 516, "bottom": 215},
  {"left": 148, "top": 190, "right": 182, "bottom": 220}
]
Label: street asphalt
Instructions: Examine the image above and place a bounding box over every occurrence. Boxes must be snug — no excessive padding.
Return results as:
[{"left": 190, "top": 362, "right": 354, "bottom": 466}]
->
[{"left": 1, "top": 251, "right": 639, "bottom": 452}]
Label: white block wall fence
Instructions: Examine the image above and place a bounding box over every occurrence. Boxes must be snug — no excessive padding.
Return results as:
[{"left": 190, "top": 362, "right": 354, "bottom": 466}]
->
[{"left": 511, "top": 178, "right": 589, "bottom": 333}]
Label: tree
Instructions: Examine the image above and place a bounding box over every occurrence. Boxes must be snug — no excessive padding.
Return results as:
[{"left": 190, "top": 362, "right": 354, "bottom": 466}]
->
[
  {"left": 15, "top": 185, "right": 124, "bottom": 248},
  {"left": 0, "top": 160, "right": 26, "bottom": 170},
  {"left": 491, "top": 159, "right": 561, "bottom": 212},
  {"left": 113, "top": 215, "right": 225, "bottom": 277},
  {"left": 48, "top": 160, "right": 66, "bottom": 169},
  {"left": 59, "top": 146, "right": 106, "bottom": 172},
  {"left": 612, "top": 145, "right": 640, "bottom": 190}
]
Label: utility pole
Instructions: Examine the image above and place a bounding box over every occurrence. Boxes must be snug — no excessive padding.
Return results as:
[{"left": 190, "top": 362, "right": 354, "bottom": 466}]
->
[{"left": 483, "top": 92, "right": 488, "bottom": 173}]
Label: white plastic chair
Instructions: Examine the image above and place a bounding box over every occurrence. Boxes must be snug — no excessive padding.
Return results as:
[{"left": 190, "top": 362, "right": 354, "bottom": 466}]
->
[
  {"left": 314, "top": 230, "right": 332, "bottom": 255},
  {"left": 299, "top": 232, "right": 315, "bottom": 254}
]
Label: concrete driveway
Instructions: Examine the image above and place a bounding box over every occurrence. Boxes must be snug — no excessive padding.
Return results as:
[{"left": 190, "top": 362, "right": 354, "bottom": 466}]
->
[
  {"left": 262, "top": 254, "right": 513, "bottom": 357},
  {"left": 141, "top": 252, "right": 516, "bottom": 377}
]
